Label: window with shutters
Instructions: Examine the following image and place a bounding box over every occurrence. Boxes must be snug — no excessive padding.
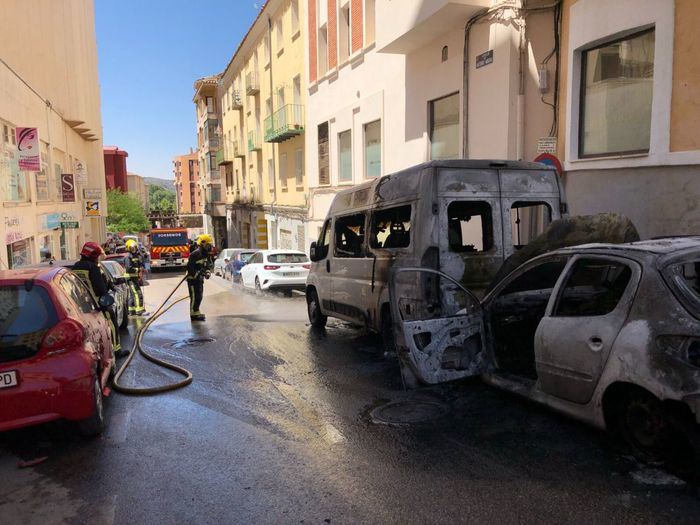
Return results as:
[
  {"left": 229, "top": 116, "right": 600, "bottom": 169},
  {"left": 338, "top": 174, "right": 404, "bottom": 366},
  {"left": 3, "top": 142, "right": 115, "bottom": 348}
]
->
[{"left": 318, "top": 122, "right": 329, "bottom": 185}]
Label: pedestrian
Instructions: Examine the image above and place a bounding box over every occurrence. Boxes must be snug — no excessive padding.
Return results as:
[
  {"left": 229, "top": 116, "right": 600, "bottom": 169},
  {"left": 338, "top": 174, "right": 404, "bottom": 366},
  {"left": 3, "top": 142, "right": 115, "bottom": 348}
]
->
[
  {"left": 186, "top": 234, "right": 215, "bottom": 321},
  {"left": 72, "top": 242, "right": 124, "bottom": 357},
  {"left": 124, "top": 239, "right": 146, "bottom": 316}
]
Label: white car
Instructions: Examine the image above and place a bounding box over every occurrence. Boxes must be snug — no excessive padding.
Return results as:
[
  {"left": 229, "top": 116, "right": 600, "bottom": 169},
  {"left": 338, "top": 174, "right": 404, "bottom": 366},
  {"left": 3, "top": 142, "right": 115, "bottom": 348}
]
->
[{"left": 240, "top": 250, "right": 310, "bottom": 295}]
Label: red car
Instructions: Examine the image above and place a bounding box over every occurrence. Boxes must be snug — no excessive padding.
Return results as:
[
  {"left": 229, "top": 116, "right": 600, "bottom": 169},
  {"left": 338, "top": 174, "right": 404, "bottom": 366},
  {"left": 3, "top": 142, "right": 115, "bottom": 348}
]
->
[{"left": 0, "top": 266, "right": 115, "bottom": 435}]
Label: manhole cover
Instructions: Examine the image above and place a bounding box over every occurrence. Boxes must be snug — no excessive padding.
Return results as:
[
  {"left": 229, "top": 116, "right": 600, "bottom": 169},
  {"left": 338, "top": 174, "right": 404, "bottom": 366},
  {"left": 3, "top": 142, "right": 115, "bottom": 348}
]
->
[
  {"left": 169, "top": 337, "right": 216, "bottom": 349},
  {"left": 370, "top": 400, "right": 450, "bottom": 426}
]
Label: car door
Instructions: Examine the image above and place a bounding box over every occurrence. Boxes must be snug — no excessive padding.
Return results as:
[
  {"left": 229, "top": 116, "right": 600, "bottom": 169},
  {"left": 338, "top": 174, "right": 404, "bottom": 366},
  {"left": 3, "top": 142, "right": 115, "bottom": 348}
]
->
[
  {"left": 241, "top": 252, "right": 260, "bottom": 287},
  {"left": 390, "top": 267, "right": 487, "bottom": 386},
  {"left": 534, "top": 255, "right": 641, "bottom": 404},
  {"left": 310, "top": 218, "right": 333, "bottom": 311},
  {"left": 330, "top": 211, "right": 370, "bottom": 322}
]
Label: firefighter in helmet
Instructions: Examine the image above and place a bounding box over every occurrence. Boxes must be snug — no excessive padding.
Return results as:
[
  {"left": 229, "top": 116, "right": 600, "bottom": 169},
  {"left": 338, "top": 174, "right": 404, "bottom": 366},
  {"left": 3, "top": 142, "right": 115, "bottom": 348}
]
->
[
  {"left": 186, "top": 234, "right": 215, "bottom": 321},
  {"left": 73, "top": 242, "right": 124, "bottom": 356},
  {"left": 124, "top": 239, "right": 146, "bottom": 316}
]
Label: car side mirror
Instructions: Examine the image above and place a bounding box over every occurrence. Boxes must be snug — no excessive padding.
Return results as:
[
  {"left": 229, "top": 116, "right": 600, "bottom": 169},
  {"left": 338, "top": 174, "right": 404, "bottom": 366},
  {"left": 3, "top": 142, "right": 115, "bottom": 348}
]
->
[
  {"left": 98, "top": 294, "right": 115, "bottom": 310},
  {"left": 309, "top": 242, "right": 318, "bottom": 262}
]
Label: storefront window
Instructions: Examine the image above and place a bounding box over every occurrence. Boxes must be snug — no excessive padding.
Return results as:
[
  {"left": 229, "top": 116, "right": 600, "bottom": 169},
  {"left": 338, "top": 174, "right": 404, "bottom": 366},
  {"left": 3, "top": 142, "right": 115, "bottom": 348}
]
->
[
  {"left": 1, "top": 149, "right": 29, "bottom": 202},
  {"left": 430, "top": 93, "right": 460, "bottom": 160},
  {"left": 7, "top": 238, "right": 32, "bottom": 268}
]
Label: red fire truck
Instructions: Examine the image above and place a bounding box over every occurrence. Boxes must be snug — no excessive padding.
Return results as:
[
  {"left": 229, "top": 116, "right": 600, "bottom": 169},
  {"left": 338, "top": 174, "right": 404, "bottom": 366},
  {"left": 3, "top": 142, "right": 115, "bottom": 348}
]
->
[{"left": 149, "top": 228, "right": 190, "bottom": 269}]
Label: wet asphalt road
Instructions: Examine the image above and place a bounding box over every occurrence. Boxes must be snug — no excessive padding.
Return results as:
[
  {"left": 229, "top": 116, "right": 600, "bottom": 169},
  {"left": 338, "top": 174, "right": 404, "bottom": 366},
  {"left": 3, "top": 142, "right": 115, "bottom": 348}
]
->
[{"left": 2, "top": 271, "right": 700, "bottom": 524}]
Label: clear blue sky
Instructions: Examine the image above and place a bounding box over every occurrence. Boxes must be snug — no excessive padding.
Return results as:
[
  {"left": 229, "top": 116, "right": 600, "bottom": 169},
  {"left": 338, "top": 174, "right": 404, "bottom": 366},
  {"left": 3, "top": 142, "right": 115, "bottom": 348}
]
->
[{"left": 95, "top": 1, "right": 261, "bottom": 181}]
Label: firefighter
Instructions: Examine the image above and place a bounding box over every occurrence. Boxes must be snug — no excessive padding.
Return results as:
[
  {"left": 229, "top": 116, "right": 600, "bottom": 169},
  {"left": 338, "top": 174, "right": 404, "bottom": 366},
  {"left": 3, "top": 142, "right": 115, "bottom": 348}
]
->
[
  {"left": 73, "top": 242, "right": 124, "bottom": 357},
  {"left": 125, "top": 239, "right": 146, "bottom": 316},
  {"left": 186, "top": 234, "right": 215, "bottom": 321}
]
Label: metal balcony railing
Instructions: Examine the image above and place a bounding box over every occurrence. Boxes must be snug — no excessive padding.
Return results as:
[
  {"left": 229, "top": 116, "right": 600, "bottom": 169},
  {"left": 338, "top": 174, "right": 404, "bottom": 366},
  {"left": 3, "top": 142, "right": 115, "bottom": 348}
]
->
[
  {"left": 231, "top": 90, "right": 243, "bottom": 109},
  {"left": 264, "top": 104, "right": 305, "bottom": 143},
  {"left": 248, "top": 130, "right": 262, "bottom": 152},
  {"left": 233, "top": 140, "right": 246, "bottom": 158},
  {"left": 246, "top": 72, "right": 260, "bottom": 95}
]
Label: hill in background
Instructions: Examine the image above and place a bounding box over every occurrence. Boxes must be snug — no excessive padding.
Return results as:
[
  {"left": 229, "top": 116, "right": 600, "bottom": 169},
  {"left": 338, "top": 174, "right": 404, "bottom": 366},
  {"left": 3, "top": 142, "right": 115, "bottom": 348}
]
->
[{"left": 144, "top": 177, "right": 175, "bottom": 193}]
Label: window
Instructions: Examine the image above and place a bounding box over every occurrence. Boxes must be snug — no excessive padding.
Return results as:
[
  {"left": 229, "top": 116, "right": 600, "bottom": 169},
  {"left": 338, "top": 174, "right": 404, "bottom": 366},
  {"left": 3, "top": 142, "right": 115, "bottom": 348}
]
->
[
  {"left": 510, "top": 202, "right": 552, "bottom": 249},
  {"left": 318, "top": 122, "right": 330, "bottom": 185},
  {"left": 295, "top": 148, "right": 303, "bottom": 187},
  {"left": 364, "top": 120, "right": 381, "bottom": 178},
  {"left": 264, "top": 32, "right": 270, "bottom": 63},
  {"left": 371, "top": 205, "right": 411, "bottom": 249},
  {"left": 442, "top": 46, "right": 449, "bottom": 62},
  {"left": 206, "top": 96, "right": 215, "bottom": 113},
  {"left": 579, "top": 29, "right": 655, "bottom": 158},
  {"left": 334, "top": 213, "right": 366, "bottom": 258},
  {"left": 268, "top": 253, "right": 309, "bottom": 264},
  {"left": 339, "top": 5, "right": 351, "bottom": 63},
  {"left": 316, "top": 219, "right": 332, "bottom": 259},
  {"left": 59, "top": 273, "right": 96, "bottom": 314},
  {"left": 277, "top": 87, "right": 285, "bottom": 109},
  {"left": 365, "top": 0, "right": 376, "bottom": 45},
  {"left": 293, "top": 75, "right": 301, "bottom": 106},
  {"left": 318, "top": 24, "right": 328, "bottom": 76},
  {"left": 276, "top": 18, "right": 283, "bottom": 52},
  {"left": 35, "top": 152, "right": 50, "bottom": 201},
  {"left": 338, "top": 130, "right": 352, "bottom": 182},
  {"left": 501, "top": 259, "right": 569, "bottom": 296},
  {"left": 429, "top": 93, "right": 460, "bottom": 160},
  {"left": 555, "top": 259, "right": 632, "bottom": 317},
  {"left": 291, "top": 0, "right": 300, "bottom": 34},
  {"left": 279, "top": 153, "right": 288, "bottom": 189},
  {"left": 663, "top": 259, "right": 700, "bottom": 319},
  {"left": 208, "top": 153, "right": 217, "bottom": 171},
  {"left": 447, "top": 201, "right": 493, "bottom": 253}
]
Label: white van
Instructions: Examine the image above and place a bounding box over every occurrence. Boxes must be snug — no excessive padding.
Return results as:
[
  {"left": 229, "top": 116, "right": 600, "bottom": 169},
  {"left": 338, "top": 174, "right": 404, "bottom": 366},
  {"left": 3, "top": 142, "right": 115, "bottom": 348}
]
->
[{"left": 305, "top": 160, "right": 566, "bottom": 347}]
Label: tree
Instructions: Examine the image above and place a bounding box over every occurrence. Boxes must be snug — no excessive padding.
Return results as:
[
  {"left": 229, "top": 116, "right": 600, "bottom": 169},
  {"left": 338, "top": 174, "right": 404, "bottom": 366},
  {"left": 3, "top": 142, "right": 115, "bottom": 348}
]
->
[
  {"left": 148, "top": 184, "right": 176, "bottom": 213},
  {"left": 106, "top": 189, "right": 150, "bottom": 233}
]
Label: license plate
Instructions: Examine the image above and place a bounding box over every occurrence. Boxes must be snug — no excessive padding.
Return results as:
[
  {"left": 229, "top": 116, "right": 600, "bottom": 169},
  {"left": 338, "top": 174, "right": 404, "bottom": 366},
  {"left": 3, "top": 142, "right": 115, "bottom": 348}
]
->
[
  {"left": 282, "top": 272, "right": 299, "bottom": 277},
  {"left": 0, "top": 371, "right": 18, "bottom": 389}
]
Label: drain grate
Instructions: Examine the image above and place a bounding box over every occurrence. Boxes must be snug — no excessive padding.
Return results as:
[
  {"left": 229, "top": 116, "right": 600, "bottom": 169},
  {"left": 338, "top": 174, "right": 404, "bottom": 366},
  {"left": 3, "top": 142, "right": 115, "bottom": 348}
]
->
[
  {"left": 370, "top": 399, "right": 450, "bottom": 426},
  {"left": 169, "top": 337, "right": 216, "bottom": 349}
]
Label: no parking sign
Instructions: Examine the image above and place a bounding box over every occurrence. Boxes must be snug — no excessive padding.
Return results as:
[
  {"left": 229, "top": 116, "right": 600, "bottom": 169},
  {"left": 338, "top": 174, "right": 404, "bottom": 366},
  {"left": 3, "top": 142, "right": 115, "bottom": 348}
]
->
[{"left": 534, "top": 153, "right": 563, "bottom": 176}]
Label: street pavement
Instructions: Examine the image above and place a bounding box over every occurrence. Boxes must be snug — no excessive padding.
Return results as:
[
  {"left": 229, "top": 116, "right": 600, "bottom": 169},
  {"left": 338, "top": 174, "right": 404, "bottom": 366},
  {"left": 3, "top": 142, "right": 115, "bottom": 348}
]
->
[{"left": 1, "top": 271, "right": 700, "bottom": 524}]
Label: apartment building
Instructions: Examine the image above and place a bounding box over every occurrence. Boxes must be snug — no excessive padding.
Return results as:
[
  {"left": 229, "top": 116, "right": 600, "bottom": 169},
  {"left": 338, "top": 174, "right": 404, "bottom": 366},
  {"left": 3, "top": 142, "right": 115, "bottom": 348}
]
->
[
  {"left": 173, "top": 149, "right": 202, "bottom": 215},
  {"left": 0, "top": 1, "right": 107, "bottom": 268},
  {"left": 557, "top": 0, "right": 700, "bottom": 238},
  {"left": 193, "top": 75, "right": 227, "bottom": 247},
  {"left": 127, "top": 172, "right": 149, "bottom": 211},
  {"left": 217, "top": 0, "right": 308, "bottom": 251},
  {"left": 305, "top": 0, "right": 560, "bottom": 237}
]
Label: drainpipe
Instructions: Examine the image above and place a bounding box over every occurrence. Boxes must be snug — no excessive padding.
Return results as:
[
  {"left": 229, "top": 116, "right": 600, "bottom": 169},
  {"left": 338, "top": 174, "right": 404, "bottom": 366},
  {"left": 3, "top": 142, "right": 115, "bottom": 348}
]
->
[
  {"left": 267, "top": 15, "right": 278, "bottom": 247},
  {"left": 516, "top": 15, "right": 526, "bottom": 161},
  {"left": 462, "top": 8, "right": 490, "bottom": 159}
]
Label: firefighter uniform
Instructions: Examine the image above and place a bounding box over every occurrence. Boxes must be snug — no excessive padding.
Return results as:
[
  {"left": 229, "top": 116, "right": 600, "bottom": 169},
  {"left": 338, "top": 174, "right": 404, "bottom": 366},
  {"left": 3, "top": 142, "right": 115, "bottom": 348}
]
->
[
  {"left": 125, "top": 240, "right": 146, "bottom": 315},
  {"left": 73, "top": 248, "right": 123, "bottom": 356},
  {"left": 186, "top": 235, "right": 214, "bottom": 321}
]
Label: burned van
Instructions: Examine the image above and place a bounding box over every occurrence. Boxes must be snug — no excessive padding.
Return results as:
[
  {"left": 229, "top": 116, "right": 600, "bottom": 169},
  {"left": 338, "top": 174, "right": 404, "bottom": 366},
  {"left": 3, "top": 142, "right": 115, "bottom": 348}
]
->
[{"left": 305, "top": 160, "right": 566, "bottom": 346}]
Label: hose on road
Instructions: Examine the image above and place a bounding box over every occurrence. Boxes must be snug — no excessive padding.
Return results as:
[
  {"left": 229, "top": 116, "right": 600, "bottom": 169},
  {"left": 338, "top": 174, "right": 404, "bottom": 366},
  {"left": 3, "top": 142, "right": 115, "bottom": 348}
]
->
[{"left": 112, "top": 275, "right": 194, "bottom": 395}]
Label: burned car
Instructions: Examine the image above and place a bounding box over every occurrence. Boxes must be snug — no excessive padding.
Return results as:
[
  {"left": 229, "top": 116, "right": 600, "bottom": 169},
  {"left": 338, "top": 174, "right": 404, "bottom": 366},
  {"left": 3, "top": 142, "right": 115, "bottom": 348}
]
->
[{"left": 390, "top": 237, "right": 700, "bottom": 463}]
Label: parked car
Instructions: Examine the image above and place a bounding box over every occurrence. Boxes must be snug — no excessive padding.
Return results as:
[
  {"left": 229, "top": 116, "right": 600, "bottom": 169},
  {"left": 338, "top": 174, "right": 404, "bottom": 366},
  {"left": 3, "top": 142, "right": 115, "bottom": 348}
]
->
[
  {"left": 105, "top": 253, "right": 144, "bottom": 286},
  {"left": 0, "top": 266, "right": 115, "bottom": 435},
  {"left": 389, "top": 237, "right": 700, "bottom": 465},
  {"left": 213, "top": 249, "right": 237, "bottom": 276},
  {"left": 223, "top": 249, "right": 257, "bottom": 281},
  {"left": 100, "top": 260, "right": 130, "bottom": 329},
  {"left": 306, "top": 159, "right": 566, "bottom": 346},
  {"left": 240, "top": 250, "right": 310, "bottom": 294}
]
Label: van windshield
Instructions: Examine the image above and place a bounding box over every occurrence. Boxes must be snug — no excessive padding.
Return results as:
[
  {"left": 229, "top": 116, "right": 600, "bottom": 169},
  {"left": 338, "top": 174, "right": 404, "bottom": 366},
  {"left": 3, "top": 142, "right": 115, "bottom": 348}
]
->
[
  {"left": 0, "top": 285, "right": 58, "bottom": 363},
  {"left": 663, "top": 258, "right": 700, "bottom": 319}
]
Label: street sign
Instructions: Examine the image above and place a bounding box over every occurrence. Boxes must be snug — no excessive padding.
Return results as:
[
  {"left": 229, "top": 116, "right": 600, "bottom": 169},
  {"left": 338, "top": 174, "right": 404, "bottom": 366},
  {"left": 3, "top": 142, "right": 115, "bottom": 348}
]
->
[
  {"left": 476, "top": 49, "right": 493, "bottom": 69},
  {"left": 534, "top": 153, "right": 563, "bottom": 176},
  {"left": 84, "top": 200, "right": 101, "bottom": 217},
  {"left": 60, "top": 221, "right": 80, "bottom": 229},
  {"left": 537, "top": 137, "right": 557, "bottom": 154}
]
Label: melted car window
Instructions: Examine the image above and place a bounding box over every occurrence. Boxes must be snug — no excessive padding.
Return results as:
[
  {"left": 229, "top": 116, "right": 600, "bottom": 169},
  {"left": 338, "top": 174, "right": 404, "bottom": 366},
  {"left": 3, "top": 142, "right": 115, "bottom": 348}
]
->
[
  {"left": 447, "top": 201, "right": 493, "bottom": 253},
  {"left": 510, "top": 202, "right": 552, "bottom": 249},
  {"left": 371, "top": 205, "right": 411, "bottom": 249},
  {"left": 555, "top": 259, "right": 632, "bottom": 317},
  {"left": 334, "top": 213, "right": 366, "bottom": 258}
]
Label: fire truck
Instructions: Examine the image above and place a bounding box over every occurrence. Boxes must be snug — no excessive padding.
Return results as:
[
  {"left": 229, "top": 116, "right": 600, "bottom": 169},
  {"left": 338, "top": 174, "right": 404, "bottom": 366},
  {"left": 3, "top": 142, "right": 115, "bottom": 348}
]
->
[{"left": 149, "top": 228, "right": 190, "bottom": 269}]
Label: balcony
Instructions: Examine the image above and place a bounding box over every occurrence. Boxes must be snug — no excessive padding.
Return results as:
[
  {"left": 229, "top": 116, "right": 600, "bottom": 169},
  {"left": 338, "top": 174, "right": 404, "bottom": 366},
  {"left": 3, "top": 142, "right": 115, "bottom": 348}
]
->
[
  {"left": 246, "top": 72, "right": 260, "bottom": 95},
  {"left": 248, "top": 130, "right": 262, "bottom": 152},
  {"left": 217, "top": 140, "right": 235, "bottom": 165},
  {"left": 376, "top": 0, "right": 490, "bottom": 54},
  {"left": 264, "top": 104, "right": 305, "bottom": 143},
  {"left": 231, "top": 90, "right": 243, "bottom": 109},
  {"left": 233, "top": 140, "right": 246, "bottom": 158}
]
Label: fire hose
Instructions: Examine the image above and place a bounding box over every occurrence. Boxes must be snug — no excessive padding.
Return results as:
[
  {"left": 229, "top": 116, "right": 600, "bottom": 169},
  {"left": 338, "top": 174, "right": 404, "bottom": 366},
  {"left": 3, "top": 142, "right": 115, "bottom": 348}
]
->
[{"left": 111, "top": 274, "right": 193, "bottom": 395}]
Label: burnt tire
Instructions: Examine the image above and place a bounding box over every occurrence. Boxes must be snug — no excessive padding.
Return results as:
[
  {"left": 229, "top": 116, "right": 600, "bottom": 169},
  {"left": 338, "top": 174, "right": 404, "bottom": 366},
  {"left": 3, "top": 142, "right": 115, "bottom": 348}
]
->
[
  {"left": 78, "top": 376, "right": 105, "bottom": 437},
  {"left": 614, "top": 389, "right": 696, "bottom": 468},
  {"left": 381, "top": 308, "right": 396, "bottom": 356},
  {"left": 119, "top": 302, "right": 129, "bottom": 329},
  {"left": 307, "top": 289, "right": 327, "bottom": 328}
]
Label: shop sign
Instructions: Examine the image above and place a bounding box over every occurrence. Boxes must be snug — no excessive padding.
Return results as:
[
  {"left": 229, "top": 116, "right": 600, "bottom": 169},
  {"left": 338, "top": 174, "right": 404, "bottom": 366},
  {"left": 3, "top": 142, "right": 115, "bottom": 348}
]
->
[
  {"left": 83, "top": 188, "right": 102, "bottom": 199},
  {"left": 74, "top": 159, "right": 88, "bottom": 184},
  {"left": 84, "top": 200, "right": 101, "bottom": 217},
  {"left": 60, "top": 212, "right": 78, "bottom": 221},
  {"left": 537, "top": 137, "right": 557, "bottom": 154},
  {"left": 15, "top": 127, "right": 40, "bottom": 171},
  {"left": 60, "top": 221, "right": 80, "bottom": 229},
  {"left": 61, "top": 173, "right": 75, "bottom": 202},
  {"left": 4, "top": 216, "right": 27, "bottom": 244},
  {"left": 476, "top": 49, "right": 493, "bottom": 69},
  {"left": 40, "top": 212, "right": 61, "bottom": 230}
]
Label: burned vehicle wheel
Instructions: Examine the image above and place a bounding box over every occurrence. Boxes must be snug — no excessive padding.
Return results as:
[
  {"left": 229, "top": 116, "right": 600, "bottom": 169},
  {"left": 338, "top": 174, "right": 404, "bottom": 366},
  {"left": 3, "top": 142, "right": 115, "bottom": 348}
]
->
[
  {"left": 307, "top": 289, "right": 327, "bottom": 328},
  {"left": 614, "top": 389, "right": 695, "bottom": 466},
  {"left": 78, "top": 376, "right": 105, "bottom": 437},
  {"left": 381, "top": 308, "right": 395, "bottom": 355}
]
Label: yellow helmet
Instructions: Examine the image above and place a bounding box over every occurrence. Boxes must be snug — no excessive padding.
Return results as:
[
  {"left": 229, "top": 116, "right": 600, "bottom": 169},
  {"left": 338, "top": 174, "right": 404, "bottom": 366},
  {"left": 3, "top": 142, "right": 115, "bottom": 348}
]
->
[
  {"left": 197, "top": 234, "right": 213, "bottom": 246},
  {"left": 126, "top": 239, "right": 138, "bottom": 251}
]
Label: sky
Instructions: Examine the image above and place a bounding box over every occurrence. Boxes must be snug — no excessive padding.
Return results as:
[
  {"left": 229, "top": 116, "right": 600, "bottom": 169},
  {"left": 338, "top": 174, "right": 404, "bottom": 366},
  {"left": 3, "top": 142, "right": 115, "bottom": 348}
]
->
[{"left": 95, "top": 0, "right": 261, "bottom": 181}]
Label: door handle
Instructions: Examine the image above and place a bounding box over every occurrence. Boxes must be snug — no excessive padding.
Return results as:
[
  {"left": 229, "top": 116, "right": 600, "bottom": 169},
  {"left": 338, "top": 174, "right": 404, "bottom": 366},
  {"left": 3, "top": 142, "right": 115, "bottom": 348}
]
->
[
  {"left": 326, "top": 260, "right": 330, "bottom": 273},
  {"left": 588, "top": 336, "right": 603, "bottom": 352}
]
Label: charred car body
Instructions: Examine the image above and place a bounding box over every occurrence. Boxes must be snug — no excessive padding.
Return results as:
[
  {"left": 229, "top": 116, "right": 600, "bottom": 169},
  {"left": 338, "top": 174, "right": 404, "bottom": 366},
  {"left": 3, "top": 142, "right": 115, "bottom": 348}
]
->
[{"left": 306, "top": 159, "right": 566, "bottom": 344}]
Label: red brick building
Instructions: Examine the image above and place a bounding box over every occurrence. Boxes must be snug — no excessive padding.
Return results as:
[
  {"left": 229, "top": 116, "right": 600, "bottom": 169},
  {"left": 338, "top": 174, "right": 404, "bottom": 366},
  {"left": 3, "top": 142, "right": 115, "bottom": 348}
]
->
[{"left": 103, "top": 146, "right": 129, "bottom": 192}]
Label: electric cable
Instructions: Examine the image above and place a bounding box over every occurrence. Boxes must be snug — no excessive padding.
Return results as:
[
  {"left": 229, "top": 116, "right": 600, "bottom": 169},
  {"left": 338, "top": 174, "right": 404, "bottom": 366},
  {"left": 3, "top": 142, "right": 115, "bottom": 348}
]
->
[{"left": 112, "top": 274, "right": 194, "bottom": 395}]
